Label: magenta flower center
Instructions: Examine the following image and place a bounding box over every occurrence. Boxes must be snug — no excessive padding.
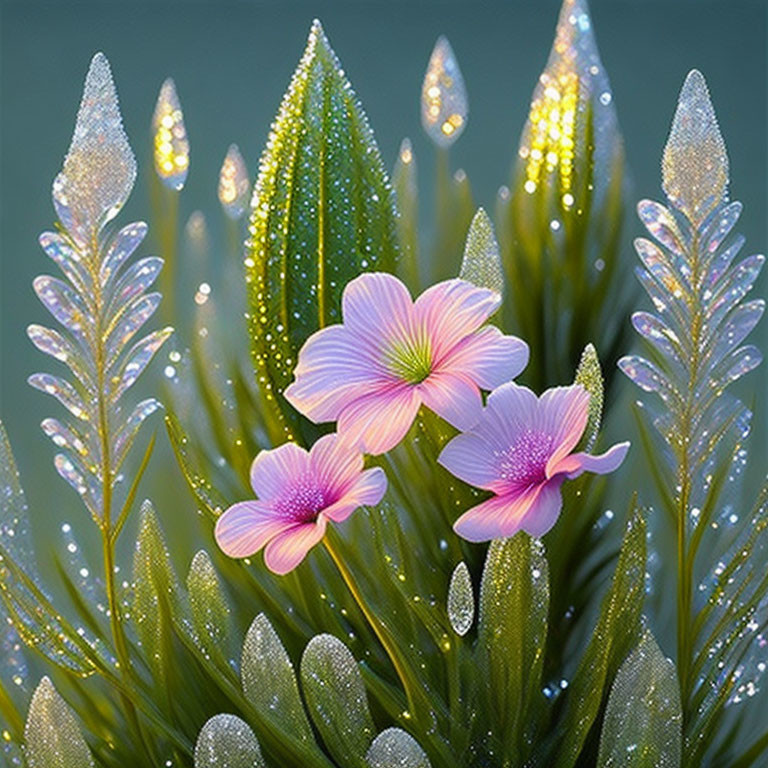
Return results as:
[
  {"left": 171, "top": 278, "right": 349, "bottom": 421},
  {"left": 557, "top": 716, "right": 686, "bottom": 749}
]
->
[
  {"left": 497, "top": 428, "right": 554, "bottom": 488},
  {"left": 274, "top": 481, "right": 328, "bottom": 523}
]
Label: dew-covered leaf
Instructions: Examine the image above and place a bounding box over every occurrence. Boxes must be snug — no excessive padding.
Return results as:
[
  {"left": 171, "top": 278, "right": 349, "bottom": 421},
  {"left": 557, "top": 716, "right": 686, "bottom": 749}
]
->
[
  {"left": 100, "top": 221, "right": 148, "bottom": 287},
  {"left": 52, "top": 53, "right": 136, "bottom": 247},
  {"left": 132, "top": 500, "right": 180, "bottom": 687},
  {"left": 194, "top": 713, "right": 265, "bottom": 768},
  {"left": 300, "top": 633, "right": 374, "bottom": 766},
  {"left": 557, "top": 503, "right": 647, "bottom": 767},
  {"left": 366, "top": 728, "right": 431, "bottom": 768},
  {"left": 219, "top": 144, "right": 250, "bottom": 220},
  {"left": 421, "top": 35, "right": 467, "bottom": 148},
  {"left": 28, "top": 373, "right": 90, "bottom": 422},
  {"left": 33, "top": 275, "right": 91, "bottom": 339},
  {"left": 105, "top": 256, "right": 164, "bottom": 318},
  {"left": 24, "top": 677, "right": 95, "bottom": 768},
  {"left": 38, "top": 231, "right": 90, "bottom": 296},
  {"left": 573, "top": 343, "right": 604, "bottom": 452},
  {"left": 662, "top": 69, "right": 727, "bottom": 226},
  {"left": 459, "top": 208, "right": 503, "bottom": 296},
  {"left": 245, "top": 20, "right": 398, "bottom": 441},
  {"left": 598, "top": 630, "right": 682, "bottom": 768},
  {"left": 478, "top": 534, "right": 548, "bottom": 757},
  {"left": 447, "top": 561, "right": 474, "bottom": 636},
  {"left": 241, "top": 613, "right": 313, "bottom": 746},
  {"left": 152, "top": 78, "right": 189, "bottom": 191},
  {"left": 187, "top": 550, "right": 232, "bottom": 666},
  {"left": 110, "top": 326, "right": 173, "bottom": 401},
  {"left": 26, "top": 324, "right": 93, "bottom": 390}
]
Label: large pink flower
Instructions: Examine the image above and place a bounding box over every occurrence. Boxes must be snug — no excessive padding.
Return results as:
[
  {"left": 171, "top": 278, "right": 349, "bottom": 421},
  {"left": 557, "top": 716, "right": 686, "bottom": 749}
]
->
[
  {"left": 215, "top": 434, "right": 386, "bottom": 574},
  {"left": 438, "top": 383, "right": 630, "bottom": 542},
  {"left": 284, "top": 272, "right": 529, "bottom": 455}
]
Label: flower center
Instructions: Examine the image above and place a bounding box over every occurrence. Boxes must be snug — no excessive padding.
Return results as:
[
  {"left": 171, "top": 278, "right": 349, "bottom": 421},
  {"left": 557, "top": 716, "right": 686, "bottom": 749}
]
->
[
  {"left": 496, "top": 429, "right": 554, "bottom": 488},
  {"left": 274, "top": 481, "right": 327, "bottom": 523},
  {"left": 384, "top": 337, "right": 432, "bottom": 385}
]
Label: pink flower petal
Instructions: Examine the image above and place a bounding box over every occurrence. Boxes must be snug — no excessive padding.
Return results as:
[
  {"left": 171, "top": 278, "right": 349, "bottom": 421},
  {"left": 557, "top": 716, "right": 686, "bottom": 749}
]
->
[
  {"left": 323, "top": 467, "right": 387, "bottom": 522},
  {"left": 550, "top": 441, "right": 631, "bottom": 479},
  {"left": 342, "top": 272, "right": 415, "bottom": 348},
  {"left": 437, "top": 325, "right": 529, "bottom": 389},
  {"left": 453, "top": 489, "right": 537, "bottom": 543},
  {"left": 438, "top": 431, "right": 505, "bottom": 492},
  {"left": 308, "top": 433, "right": 364, "bottom": 497},
  {"left": 215, "top": 501, "right": 292, "bottom": 558},
  {"left": 419, "top": 371, "right": 483, "bottom": 431},
  {"left": 519, "top": 480, "right": 564, "bottom": 537},
  {"left": 338, "top": 384, "right": 421, "bottom": 455},
  {"left": 483, "top": 382, "right": 540, "bottom": 446},
  {"left": 249, "top": 442, "right": 310, "bottom": 500},
  {"left": 263, "top": 517, "right": 328, "bottom": 575},
  {"left": 284, "top": 325, "right": 383, "bottom": 423},
  {"left": 415, "top": 279, "right": 501, "bottom": 362},
  {"left": 540, "top": 386, "right": 590, "bottom": 478}
]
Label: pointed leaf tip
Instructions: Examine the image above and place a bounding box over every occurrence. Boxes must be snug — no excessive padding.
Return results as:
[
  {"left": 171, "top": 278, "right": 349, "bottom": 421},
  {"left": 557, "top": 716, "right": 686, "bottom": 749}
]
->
[
  {"left": 421, "top": 35, "right": 468, "bottom": 147},
  {"left": 459, "top": 208, "right": 504, "bottom": 296},
  {"left": 219, "top": 143, "right": 250, "bottom": 220},
  {"left": 53, "top": 51, "right": 136, "bottom": 246},
  {"left": 153, "top": 77, "right": 189, "bottom": 190},
  {"left": 662, "top": 69, "right": 728, "bottom": 225}
]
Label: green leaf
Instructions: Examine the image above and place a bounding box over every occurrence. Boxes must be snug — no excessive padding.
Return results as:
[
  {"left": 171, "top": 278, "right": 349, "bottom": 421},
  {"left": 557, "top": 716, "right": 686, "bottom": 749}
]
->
[
  {"left": 24, "top": 676, "right": 95, "bottom": 768},
  {"left": 598, "top": 629, "right": 682, "bottom": 768},
  {"left": 366, "top": 728, "right": 431, "bottom": 768},
  {"left": 557, "top": 502, "right": 647, "bottom": 767},
  {"left": 131, "top": 499, "right": 180, "bottom": 687},
  {"left": 459, "top": 208, "right": 504, "bottom": 297},
  {"left": 194, "top": 714, "right": 265, "bottom": 768},
  {"left": 246, "top": 19, "right": 399, "bottom": 443},
  {"left": 573, "top": 343, "right": 604, "bottom": 451},
  {"left": 477, "top": 534, "right": 549, "bottom": 758},
  {"left": 300, "top": 633, "right": 375, "bottom": 767},
  {"left": 186, "top": 550, "right": 233, "bottom": 668},
  {"left": 241, "top": 613, "right": 314, "bottom": 746}
]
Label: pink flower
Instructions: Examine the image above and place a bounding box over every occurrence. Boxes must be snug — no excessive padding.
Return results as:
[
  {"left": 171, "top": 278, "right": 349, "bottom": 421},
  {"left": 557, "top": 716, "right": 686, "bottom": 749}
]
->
[
  {"left": 215, "top": 434, "right": 386, "bottom": 574},
  {"left": 438, "top": 383, "right": 630, "bottom": 542},
  {"left": 284, "top": 272, "right": 529, "bottom": 455}
]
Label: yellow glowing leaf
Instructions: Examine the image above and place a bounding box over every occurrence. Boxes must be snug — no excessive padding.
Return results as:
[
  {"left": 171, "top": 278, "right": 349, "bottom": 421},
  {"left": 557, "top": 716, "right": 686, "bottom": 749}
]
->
[
  {"left": 152, "top": 77, "right": 189, "bottom": 190},
  {"left": 218, "top": 143, "right": 250, "bottom": 220},
  {"left": 421, "top": 36, "right": 468, "bottom": 148},
  {"left": 662, "top": 69, "right": 728, "bottom": 226}
]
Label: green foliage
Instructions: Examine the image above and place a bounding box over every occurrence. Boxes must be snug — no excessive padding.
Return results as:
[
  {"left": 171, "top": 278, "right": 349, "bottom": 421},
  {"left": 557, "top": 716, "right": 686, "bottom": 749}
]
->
[
  {"left": 245, "top": 20, "right": 399, "bottom": 444},
  {"left": 194, "top": 714, "right": 265, "bottom": 768},
  {"left": 598, "top": 629, "right": 682, "bottom": 768}
]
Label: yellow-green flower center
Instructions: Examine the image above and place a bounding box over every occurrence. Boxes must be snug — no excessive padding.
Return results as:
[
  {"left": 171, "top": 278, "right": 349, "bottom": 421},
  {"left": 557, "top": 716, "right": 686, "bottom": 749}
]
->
[{"left": 384, "top": 338, "right": 433, "bottom": 384}]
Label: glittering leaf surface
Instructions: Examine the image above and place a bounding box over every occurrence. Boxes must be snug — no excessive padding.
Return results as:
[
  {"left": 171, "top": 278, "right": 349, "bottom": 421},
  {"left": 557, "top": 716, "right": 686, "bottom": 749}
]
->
[
  {"left": 245, "top": 20, "right": 398, "bottom": 442},
  {"left": 459, "top": 208, "right": 504, "bottom": 297},
  {"left": 421, "top": 36, "right": 467, "bottom": 148},
  {"left": 153, "top": 77, "right": 189, "bottom": 190},
  {"left": 574, "top": 343, "right": 604, "bottom": 451},
  {"left": 219, "top": 144, "right": 251, "bottom": 220},
  {"left": 477, "top": 534, "right": 549, "bottom": 760},
  {"left": 662, "top": 70, "right": 728, "bottom": 227},
  {"left": 300, "top": 633, "right": 375, "bottom": 766},
  {"left": 24, "top": 677, "right": 95, "bottom": 768},
  {"left": 446, "top": 561, "right": 474, "bottom": 637},
  {"left": 53, "top": 53, "right": 136, "bottom": 246},
  {"left": 131, "top": 500, "right": 180, "bottom": 687},
  {"left": 187, "top": 550, "right": 233, "bottom": 667},
  {"left": 598, "top": 630, "right": 682, "bottom": 768},
  {"left": 241, "top": 613, "right": 314, "bottom": 747},
  {"left": 194, "top": 714, "right": 265, "bottom": 768},
  {"left": 366, "top": 728, "right": 432, "bottom": 768},
  {"left": 557, "top": 504, "right": 647, "bottom": 767}
]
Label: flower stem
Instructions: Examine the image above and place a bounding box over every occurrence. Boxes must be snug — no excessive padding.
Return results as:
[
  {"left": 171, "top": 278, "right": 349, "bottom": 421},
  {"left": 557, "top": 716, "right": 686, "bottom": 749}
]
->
[{"left": 322, "top": 532, "right": 420, "bottom": 719}]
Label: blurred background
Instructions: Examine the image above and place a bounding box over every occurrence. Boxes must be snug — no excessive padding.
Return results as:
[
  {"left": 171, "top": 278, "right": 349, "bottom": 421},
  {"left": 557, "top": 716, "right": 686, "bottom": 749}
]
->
[{"left": 0, "top": 0, "right": 766, "bottom": 653}]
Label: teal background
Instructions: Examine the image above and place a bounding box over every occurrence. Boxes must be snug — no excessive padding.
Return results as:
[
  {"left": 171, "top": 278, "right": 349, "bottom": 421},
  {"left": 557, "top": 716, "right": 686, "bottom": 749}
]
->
[{"left": 1, "top": 0, "right": 767, "bottom": 738}]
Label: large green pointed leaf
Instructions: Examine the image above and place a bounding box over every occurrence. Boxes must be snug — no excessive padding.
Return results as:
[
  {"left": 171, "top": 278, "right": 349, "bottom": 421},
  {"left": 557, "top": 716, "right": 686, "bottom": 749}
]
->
[
  {"left": 366, "top": 728, "right": 432, "bottom": 768},
  {"left": 187, "top": 550, "right": 233, "bottom": 668},
  {"left": 131, "top": 499, "right": 180, "bottom": 687},
  {"left": 194, "top": 714, "right": 265, "bottom": 768},
  {"left": 556, "top": 503, "right": 647, "bottom": 767},
  {"left": 24, "top": 677, "right": 95, "bottom": 768},
  {"left": 245, "top": 19, "right": 399, "bottom": 442},
  {"left": 241, "top": 613, "right": 314, "bottom": 746},
  {"left": 573, "top": 342, "right": 604, "bottom": 452},
  {"left": 598, "top": 629, "right": 682, "bottom": 768},
  {"left": 300, "top": 633, "right": 375, "bottom": 767},
  {"left": 477, "top": 533, "right": 549, "bottom": 759},
  {"left": 459, "top": 207, "right": 504, "bottom": 296}
]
